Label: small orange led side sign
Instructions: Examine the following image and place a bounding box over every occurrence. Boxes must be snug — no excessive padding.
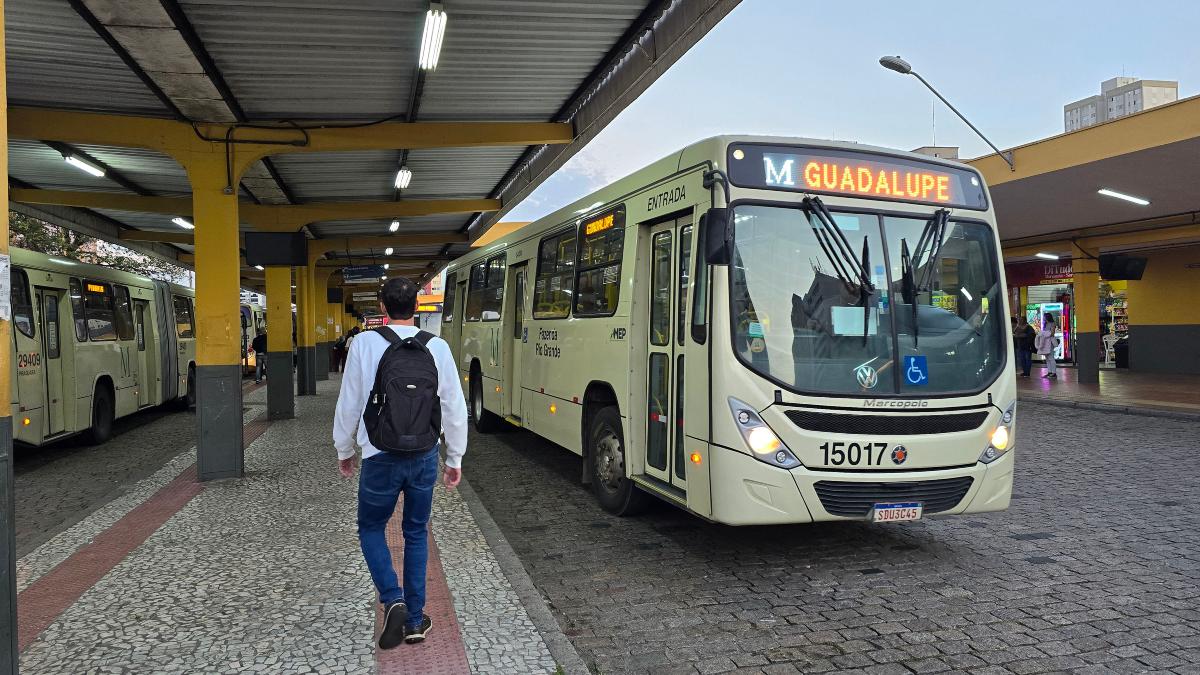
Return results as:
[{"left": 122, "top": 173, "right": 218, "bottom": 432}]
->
[
  {"left": 86, "top": 283, "right": 106, "bottom": 293},
  {"left": 584, "top": 213, "right": 615, "bottom": 236}
]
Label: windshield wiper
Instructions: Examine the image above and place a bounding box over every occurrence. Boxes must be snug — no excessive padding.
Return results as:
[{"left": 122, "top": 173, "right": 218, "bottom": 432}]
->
[
  {"left": 802, "top": 196, "right": 876, "bottom": 344},
  {"left": 900, "top": 208, "right": 950, "bottom": 348}
]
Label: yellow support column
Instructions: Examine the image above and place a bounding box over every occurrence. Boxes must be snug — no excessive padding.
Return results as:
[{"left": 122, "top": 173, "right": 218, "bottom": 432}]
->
[
  {"left": 187, "top": 153, "right": 244, "bottom": 480},
  {"left": 0, "top": 4, "right": 18, "bottom": 668},
  {"left": 265, "top": 267, "right": 294, "bottom": 419},
  {"left": 1072, "top": 255, "right": 1101, "bottom": 384},
  {"left": 295, "top": 262, "right": 317, "bottom": 395}
]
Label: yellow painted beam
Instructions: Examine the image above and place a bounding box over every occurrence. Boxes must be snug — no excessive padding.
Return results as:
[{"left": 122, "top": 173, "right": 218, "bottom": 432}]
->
[
  {"left": 10, "top": 107, "right": 573, "bottom": 168},
  {"left": 13, "top": 188, "right": 500, "bottom": 231},
  {"left": 970, "top": 94, "right": 1200, "bottom": 187}
]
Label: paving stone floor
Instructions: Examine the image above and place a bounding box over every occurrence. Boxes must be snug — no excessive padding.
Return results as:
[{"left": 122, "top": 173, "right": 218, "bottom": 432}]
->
[{"left": 466, "top": 403, "right": 1200, "bottom": 674}]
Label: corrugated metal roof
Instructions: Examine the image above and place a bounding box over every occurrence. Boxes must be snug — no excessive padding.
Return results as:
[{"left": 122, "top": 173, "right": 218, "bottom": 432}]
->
[
  {"left": 9, "top": 140, "right": 130, "bottom": 194},
  {"left": 6, "top": 0, "right": 168, "bottom": 115},
  {"left": 308, "top": 213, "right": 468, "bottom": 239},
  {"left": 177, "top": 0, "right": 424, "bottom": 119},
  {"left": 73, "top": 145, "right": 192, "bottom": 197}
]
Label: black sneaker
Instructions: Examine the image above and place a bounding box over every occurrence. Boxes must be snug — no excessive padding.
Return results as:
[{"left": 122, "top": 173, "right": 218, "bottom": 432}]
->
[
  {"left": 378, "top": 601, "right": 408, "bottom": 650},
  {"left": 404, "top": 615, "right": 432, "bottom": 644}
]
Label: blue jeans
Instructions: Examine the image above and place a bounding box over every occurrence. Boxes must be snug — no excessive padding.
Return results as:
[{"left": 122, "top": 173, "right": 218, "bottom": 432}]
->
[
  {"left": 357, "top": 447, "right": 438, "bottom": 627},
  {"left": 255, "top": 359, "right": 266, "bottom": 382},
  {"left": 1017, "top": 348, "right": 1032, "bottom": 375}
]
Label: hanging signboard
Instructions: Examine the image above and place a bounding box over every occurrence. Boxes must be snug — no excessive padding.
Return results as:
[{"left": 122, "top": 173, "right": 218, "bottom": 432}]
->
[{"left": 342, "top": 265, "right": 386, "bottom": 284}]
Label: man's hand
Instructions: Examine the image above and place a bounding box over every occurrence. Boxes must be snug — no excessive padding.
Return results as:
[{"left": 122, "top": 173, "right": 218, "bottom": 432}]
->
[
  {"left": 338, "top": 455, "right": 359, "bottom": 478},
  {"left": 443, "top": 466, "right": 462, "bottom": 489}
]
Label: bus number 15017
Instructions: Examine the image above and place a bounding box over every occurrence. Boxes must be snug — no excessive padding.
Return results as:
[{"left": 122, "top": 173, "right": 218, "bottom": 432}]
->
[{"left": 821, "top": 441, "right": 888, "bottom": 466}]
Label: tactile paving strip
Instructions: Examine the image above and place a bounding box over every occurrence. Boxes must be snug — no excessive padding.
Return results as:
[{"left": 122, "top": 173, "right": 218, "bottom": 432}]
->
[{"left": 375, "top": 515, "right": 471, "bottom": 674}]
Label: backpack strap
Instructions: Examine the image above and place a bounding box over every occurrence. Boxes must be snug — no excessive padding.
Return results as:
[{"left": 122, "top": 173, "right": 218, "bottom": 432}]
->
[
  {"left": 414, "top": 330, "right": 435, "bottom": 347},
  {"left": 372, "top": 326, "right": 402, "bottom": 345}
]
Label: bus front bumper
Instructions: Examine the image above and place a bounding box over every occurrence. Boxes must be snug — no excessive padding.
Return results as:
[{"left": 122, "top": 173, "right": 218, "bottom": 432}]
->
[{"left": 708, "top": 443, "right": 1014, "bottom": 526}]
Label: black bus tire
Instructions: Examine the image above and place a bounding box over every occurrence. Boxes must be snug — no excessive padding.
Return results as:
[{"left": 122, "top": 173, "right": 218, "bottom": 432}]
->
[
  {"left": 469, "top": 369, "right": 502, "bottom": 433},
  {"left": 588, "top": 406, "right": 650, "bottom": 516},
  {"left": 87, "top": 384, "right": 115, "bottom": 445}
]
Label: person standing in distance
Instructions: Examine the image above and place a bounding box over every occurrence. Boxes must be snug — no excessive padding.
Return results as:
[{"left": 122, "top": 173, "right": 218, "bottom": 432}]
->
[{"left": 333, "top": 277, "right": 468, "bottom": 649}]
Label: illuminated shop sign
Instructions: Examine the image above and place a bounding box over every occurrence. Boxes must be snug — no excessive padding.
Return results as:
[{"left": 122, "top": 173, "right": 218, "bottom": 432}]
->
[{"left": 727, "top": 144, "right": 988, "bottom": 210}]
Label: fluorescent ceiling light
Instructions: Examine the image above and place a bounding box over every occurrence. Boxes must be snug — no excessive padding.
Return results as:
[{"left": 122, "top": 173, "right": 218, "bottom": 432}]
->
[
  {"left": 385, "top": 247, "right": 394, "bottom": 255},
  {"left": 383, "top": 263, "right": 390, "bottom": 270},
  {"left": 1034, "top": 252, "right": 1059, "bottom": 260},
  {"left": 1097, "top": 188, "right": 1149, "bottom": 206},
  {"left": 960, "top": 287, "right": 973, "bottom": 301},
  {"left": 172, "top": 217, "right": 195, "bottom": 230},
  {"left": 389, "top": 220, "right": 400, "bottom": 233},
  {"left": 380, "top": 275, "right": 388, "bottom": 281},
  {"left": 64, "top": 154, "right": 105, "bottom": 177},
  {"left": 254, "top": 265, "right": 264, "bottom": 271},
  {"left": 394, "top": 166, "right": 412, "bottom": 190},
  {"left": 419, "top": 3, "right": 448, "bottom": 70}
]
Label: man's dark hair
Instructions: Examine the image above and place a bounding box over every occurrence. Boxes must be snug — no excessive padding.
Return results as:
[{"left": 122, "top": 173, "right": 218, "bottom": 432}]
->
[{"left": 381, "top": 277, "right": 418, "bottom": 320}]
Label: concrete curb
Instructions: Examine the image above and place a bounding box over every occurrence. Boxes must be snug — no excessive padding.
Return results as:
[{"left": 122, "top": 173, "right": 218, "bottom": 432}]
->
[
  {"left": 456, "top": 477, "right": 592, "bottom": 675},
  {"left": 1019, "top": 395, "right": 1200, "bottom": 421}
]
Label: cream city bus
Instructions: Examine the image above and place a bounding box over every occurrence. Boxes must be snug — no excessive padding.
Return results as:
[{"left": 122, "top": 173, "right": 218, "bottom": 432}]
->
[
  {"left": 240, "top": 302, "right": 266, "bottom": 375},
  {"left": 9, "top": 247, "right": 197, "bottom": 446},
  {"left": 443, "top": 136, "right": 1015, "bottom": 525}
]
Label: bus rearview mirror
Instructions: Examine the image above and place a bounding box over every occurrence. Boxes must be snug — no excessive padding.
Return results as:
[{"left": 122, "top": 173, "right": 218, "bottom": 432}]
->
[{"left": 703, "top": 208, "right": 731, "bottom": 265}]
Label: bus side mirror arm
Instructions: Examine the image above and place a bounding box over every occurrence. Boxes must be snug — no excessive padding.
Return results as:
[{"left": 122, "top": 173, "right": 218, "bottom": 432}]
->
[{"left": 702, "top": 208, "right": 731, "bottom": 265}]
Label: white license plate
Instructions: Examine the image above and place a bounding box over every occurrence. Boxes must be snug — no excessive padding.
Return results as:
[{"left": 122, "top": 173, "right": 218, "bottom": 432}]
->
[{"left": 872, "top": 502, "right": 922, "bottom": 522}]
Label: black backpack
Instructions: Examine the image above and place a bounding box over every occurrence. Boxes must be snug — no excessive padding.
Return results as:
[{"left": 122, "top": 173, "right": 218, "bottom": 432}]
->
[{"left": 362, "top": 328, "right": 442, "bottom": 453}]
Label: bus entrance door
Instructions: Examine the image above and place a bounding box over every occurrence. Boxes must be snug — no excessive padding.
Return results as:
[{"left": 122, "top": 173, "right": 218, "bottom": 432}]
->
[
  {"left": 504, "top": 263, "right": 528, "bottom": 420},
  {"left": 643, "top": 220, "right": 687, "bottom": 492},
  {"left": 36, "top": 290, "right": 67, "bottom": 436},
  {"left": 134, "top": 300, "right": 154, "bottom": 407}
]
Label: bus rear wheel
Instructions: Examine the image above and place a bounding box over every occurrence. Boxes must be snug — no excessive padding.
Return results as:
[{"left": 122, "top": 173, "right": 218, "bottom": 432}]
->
[
  {"left": 589, "top": 406, "right": 649, "bottom": 516},
  {"left": 87, "top": 384, "right": 114, "bottom": 445},
  {"left": 469, "top": 370, "right": 501, "bottom": 433}
]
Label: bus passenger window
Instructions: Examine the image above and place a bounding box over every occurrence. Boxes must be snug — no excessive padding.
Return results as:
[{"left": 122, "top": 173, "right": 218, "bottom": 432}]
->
[
  {"left": 650, "top": 231, "right": 672, "bottom": 345},
  {"left": 677, "top": 225, "right": 692, "bottom": 346},
  {"left": 442, "top": 272, "right": 458, "bottom": 323},
  {"left": 575, "top": 205, "right": 625, "bottom": 317},
  {"left": 83, "top": 281, "right": 117, "bottom": 341},
  {"left": 482, "top": 255, "right": 506, "bottom": 321},
  {"left": 11, "top": 268, "right": 35, "bottom": 338},
  {"left": 533, "top": 228, "right": 575, "bottom": 319},
  {"left": 174, "top": 296, "right": 195, "bottom": 338},
  {"left": 69, "top": 278, "right": 87, "bottom": 342},
  {"left": 114, "top": 286, "right": 135, "bottom": 341},
  {"left": 465, "top": 262, "right": 486, "bottom": 322}
]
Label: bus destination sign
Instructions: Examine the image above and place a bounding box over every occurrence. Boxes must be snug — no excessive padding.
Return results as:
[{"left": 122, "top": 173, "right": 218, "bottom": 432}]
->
[{"left": 727, "top": 144, "right": 988, "bottom": 210}]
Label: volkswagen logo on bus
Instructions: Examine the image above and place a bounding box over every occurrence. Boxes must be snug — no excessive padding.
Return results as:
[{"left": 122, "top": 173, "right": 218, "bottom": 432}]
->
[
  {"left": 891, "top": 445, "right": 908, "bottom": 465},
  {"left": 855, "top": 364, "right": 879, "bottom": 389}
]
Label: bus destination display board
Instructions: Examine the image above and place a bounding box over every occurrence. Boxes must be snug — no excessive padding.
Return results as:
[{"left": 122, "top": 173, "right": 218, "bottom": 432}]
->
[{"left": 727, "top": 144, "right": 988, "bottom": 210}]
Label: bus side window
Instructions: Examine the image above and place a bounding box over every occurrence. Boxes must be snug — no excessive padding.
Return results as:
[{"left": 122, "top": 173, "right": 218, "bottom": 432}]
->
[
  {"left": 11, "top": 268, "right": 35, "bottom": 338},
  {"left": 174, "top": 296, "right": 195, "bottom": 338},
  {"left": 575, "top": 205, "right": 625, "bottom": 317},
  {"left": 442, "top": 272, "right": 458, "bottom": 323},
  {"left": 482, "top": 255, "right": 506, "bottom": 322},
  {"left": 69, "top": 278, "right": 88, "bottom": 342},
  {"left": 465, "top": 261, "right": 486, "bottom": 322},
  {"left": 678, "top": 224, "right": 693, "bottom": 346},
  {"left": 114, "top": 286, "right": 135, "bottom": 341},
  {"left": 83, "top": 280, "right": 118, "bottom": 341},
  {"left": 533, "top": 228, "right": 575, "bottom": 319}
]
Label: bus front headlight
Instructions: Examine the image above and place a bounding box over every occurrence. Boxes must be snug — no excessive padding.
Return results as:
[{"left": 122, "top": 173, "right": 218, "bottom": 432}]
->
[
  {"left": 979, "top": 402, "right": 1016, "bottom": 464},
  {"left": 728, "top": 398, "right": 801, "bottom": 469}
]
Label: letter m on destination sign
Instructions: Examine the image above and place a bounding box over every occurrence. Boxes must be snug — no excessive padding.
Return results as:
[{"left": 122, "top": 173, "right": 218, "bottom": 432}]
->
[{"left": 764, "top": 155, "right": 796, "bottom": 186}]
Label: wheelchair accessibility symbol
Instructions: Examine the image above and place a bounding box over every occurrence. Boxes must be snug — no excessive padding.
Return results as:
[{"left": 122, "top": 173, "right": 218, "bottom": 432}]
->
[{"left": 903, "top": 356, "right": 928, "bottom": 386}]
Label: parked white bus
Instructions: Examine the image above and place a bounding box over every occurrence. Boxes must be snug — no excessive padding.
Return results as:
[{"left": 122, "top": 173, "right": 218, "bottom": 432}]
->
[
  {"left": 240, "top": 302, "right": 266, "bottom": 375},
  {"left": 443, "top": 136, "right": 1015, "bottom": 525},
  {"left": 9, "top": 247, "right": 197, "bottom": 446}
]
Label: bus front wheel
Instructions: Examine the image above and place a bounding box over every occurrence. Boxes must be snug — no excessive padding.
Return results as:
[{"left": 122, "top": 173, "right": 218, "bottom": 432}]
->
[
  {"left": 589, "top": 406, "right": 649, "bottom": 516},
  {"left": 87, "top": 384, "right": 115, "bottom": 445},
  {"left": 469, "top": 370, "right": 501, "bottom": 433}
]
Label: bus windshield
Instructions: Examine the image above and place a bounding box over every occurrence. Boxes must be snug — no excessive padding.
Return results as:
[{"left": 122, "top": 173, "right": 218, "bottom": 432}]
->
[{"left": 730, "top": 204, "right": 1005, "bottom": 396}]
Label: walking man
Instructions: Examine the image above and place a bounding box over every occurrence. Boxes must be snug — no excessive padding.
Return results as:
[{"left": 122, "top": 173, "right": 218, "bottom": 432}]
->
[
  {"left": 251, "top": 329, "right": 268, "bottom": 384},
  {"left": 1014, "top": 315, "right": 1035, "bottom": 377},
  {"left": 333, "top": 278, "right": 468, "bottom": 649}
]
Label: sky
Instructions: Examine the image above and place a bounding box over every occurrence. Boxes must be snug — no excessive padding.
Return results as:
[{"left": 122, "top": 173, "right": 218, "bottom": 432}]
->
[{"left": 506, "top": 0, "right": 1200, "bottom": 222}]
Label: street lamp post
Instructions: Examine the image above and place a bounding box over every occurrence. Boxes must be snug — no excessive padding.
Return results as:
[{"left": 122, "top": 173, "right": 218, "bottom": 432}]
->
[{"left": 879, "top": 55, "right": 1015, "bottom": 171}]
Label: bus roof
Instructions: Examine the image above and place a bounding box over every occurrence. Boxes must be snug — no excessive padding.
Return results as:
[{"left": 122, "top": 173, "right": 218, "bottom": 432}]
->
[
  {"left": 11, "top": 246, "right": 194, "bottom": 296},
  {"left": 452, "top": 135, "right": 986, "bottom": 272}
]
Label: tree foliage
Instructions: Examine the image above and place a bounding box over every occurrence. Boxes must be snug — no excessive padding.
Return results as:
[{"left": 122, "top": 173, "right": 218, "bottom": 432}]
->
[{"left": 9, "top": 211, "right": 190, "bottom": 283}]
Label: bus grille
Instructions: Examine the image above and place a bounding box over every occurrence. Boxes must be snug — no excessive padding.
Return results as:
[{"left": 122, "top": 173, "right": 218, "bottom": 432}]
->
[
  {"left": 785, "top": 410, "right": 988, "bottom": 435},
  {"left": 813, "top": 477, "right": 974, "bottom": 517}
]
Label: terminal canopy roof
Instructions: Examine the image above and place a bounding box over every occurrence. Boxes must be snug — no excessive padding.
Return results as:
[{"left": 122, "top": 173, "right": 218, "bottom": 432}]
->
[
  {"left": 969, "top": 95, "right": 1200, "bottom": 261},
  {"left": 6, "top": 0, "right": 740, "bottom": 287}
]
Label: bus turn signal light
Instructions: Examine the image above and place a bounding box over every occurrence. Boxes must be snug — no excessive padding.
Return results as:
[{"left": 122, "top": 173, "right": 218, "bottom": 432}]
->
[
  {"left": 549, "top": 404, "right": 556, "bottom": 414},
  {"left": 22, "top": 417, "right": 31, "bottom": 426},
  {"left": 690, "top": 452, "right": 702, "bottom": 465}
]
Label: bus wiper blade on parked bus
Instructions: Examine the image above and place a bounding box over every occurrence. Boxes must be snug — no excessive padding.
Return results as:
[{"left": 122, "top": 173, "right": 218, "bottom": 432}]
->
[
  {"left": 900, "top": 208, "right": 950, "bottom": 348},
  {"left": 802, "top": 196, "right": 876, "bottom": 345}
]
